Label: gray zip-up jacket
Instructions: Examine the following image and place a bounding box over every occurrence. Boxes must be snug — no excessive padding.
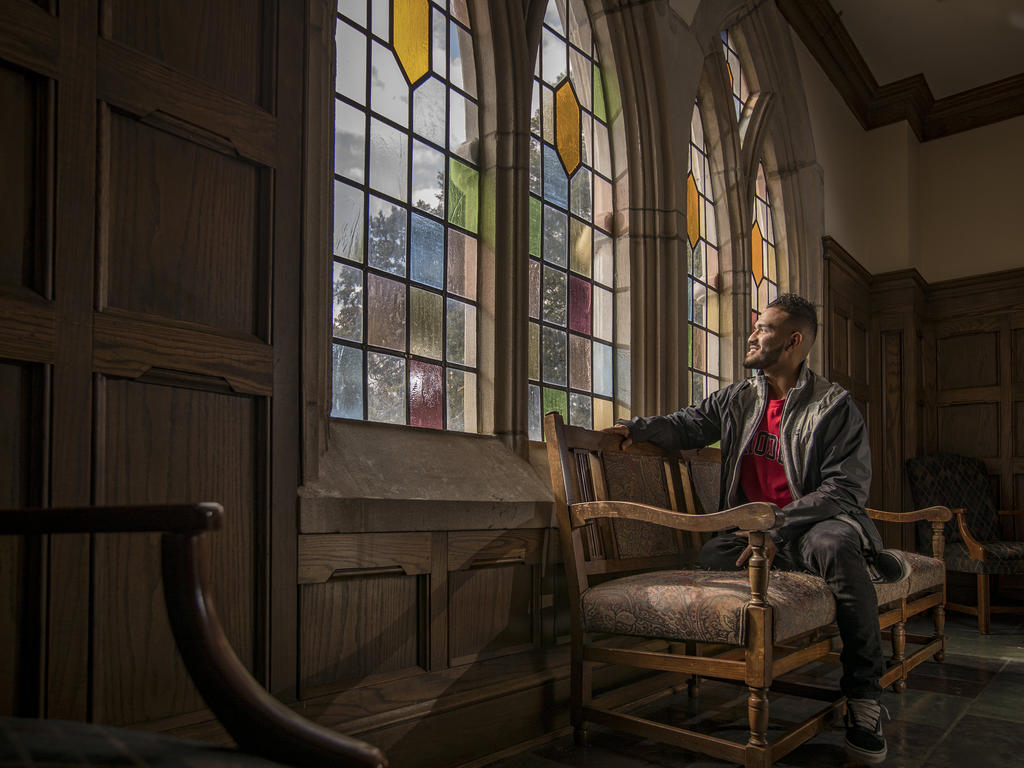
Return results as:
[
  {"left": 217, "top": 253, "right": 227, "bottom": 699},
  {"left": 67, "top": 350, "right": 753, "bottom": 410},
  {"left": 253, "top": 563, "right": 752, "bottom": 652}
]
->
[{"left": 622, "top": 364, "right": 883, "bottom": 553}]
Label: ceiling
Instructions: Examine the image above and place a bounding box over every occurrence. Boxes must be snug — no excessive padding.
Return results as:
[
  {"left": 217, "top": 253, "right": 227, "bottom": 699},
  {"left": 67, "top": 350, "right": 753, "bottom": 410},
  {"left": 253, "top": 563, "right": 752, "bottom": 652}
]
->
[{"left": 829, "top": 0, "right": 1024, "bottom": 98}]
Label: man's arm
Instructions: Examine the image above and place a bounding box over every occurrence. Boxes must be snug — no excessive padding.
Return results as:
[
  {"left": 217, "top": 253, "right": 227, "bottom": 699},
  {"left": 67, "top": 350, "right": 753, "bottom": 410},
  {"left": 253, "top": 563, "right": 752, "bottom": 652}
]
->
[
  {"left": 604, "top": 389, "right": 727, "bottom": 451},
  {"left": 778, "top": 398, "right": 871, "bottom": 535}
]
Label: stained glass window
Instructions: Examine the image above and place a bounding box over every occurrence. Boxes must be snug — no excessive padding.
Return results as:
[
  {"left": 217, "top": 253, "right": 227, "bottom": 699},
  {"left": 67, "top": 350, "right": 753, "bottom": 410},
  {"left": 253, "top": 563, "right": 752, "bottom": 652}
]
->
[
  {"left": 528, "top": 0, "right": 618, "bottom": 440},
  {"left": 332, "top": 0, "right": 480, "bottom": 431},
  {"left": 751, "top": 161, "right": 778, "bottom": 325},
  {"left": 721, "top": 29, "right": 748, "bottom": 121},
  {"left": 686, "top": 103, "right": 721, "bottom": 405}
]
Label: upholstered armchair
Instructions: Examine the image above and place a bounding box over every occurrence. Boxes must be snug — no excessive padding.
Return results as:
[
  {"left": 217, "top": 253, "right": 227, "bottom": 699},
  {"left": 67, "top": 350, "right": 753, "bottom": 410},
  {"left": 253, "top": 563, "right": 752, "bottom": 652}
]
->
[{"left": 906, "top": 454, "right": 1024, "bottom": 633}]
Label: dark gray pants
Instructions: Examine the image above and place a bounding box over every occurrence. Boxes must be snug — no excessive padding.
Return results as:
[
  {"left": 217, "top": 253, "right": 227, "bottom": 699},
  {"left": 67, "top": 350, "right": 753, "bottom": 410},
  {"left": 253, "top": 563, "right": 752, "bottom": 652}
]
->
[{"left": 699, "top": 518, "right": 883, "bottom": 700}]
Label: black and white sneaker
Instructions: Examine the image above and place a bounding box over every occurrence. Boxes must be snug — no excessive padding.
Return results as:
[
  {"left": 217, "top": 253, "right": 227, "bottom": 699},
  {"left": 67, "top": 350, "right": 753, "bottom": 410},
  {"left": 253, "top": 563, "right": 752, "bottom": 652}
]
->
[
  {"left": 845, "top": 697, "right": 889, "bottom": 764},
  {"left": 868, "top": 549, "right": 910, "bottom": 584}
]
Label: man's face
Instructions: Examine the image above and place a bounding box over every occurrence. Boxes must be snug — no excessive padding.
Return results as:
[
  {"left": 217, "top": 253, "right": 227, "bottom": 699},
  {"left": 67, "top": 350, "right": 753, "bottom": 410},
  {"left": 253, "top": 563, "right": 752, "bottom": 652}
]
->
[{"left": 743, "top": 307, "right": 796, "bottom": 369}]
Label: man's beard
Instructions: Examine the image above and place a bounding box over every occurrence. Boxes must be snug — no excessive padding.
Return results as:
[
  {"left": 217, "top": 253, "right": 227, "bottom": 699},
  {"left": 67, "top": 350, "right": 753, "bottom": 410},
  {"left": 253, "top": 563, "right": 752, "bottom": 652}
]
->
[{"left": 743, "top": 344, "right": 783, "bottom": 369}]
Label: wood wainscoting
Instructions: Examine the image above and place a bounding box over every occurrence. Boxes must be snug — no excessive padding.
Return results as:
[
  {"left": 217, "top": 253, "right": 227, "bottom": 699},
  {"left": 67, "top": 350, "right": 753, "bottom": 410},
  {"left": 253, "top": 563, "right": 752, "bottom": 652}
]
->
[{"left": 825, "top": 239, "right": 1024, "bottom": 556}]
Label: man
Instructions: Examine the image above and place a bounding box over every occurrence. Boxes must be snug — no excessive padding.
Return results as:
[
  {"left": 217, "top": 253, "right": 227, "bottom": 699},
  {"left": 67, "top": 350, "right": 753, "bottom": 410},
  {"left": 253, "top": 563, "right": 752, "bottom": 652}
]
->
[{"left": 604, "top": 293, "right": 898, "bottom": 765}]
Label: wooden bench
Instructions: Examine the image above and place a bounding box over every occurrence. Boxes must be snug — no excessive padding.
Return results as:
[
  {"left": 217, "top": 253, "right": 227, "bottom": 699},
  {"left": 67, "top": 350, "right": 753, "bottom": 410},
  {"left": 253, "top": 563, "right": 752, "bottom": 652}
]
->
[{"left": 543, "top": 412, "right": 948, "bottom": 767}]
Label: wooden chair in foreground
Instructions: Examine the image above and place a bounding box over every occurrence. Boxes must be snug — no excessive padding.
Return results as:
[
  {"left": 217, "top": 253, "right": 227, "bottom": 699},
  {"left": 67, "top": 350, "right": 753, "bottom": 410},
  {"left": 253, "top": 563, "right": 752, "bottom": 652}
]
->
[
  {"left": 0, "top": 503, "right": 387, "bottom": 768},
  {"left": 544, "top": 412, "right": 845, "bottom": 768}
]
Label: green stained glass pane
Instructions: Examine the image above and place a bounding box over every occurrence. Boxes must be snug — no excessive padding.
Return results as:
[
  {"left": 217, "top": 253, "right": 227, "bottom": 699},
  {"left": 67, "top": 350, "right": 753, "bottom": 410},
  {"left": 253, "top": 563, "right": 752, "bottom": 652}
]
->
[
  {"left": 593, "top": 63, "right": 606, "bottom": 122},
  {"left": 332, "top": 261, "right": 363, "bottom": 342},
  {"left": 410, "top": 287, "right": 443, "bottom": 360},
  {"left": 448, "top": 158, "right": 479, "bottom": 234},
  {"left": 529, "top": 321, "right": 540, "bottom": 381},
  {"left": 529, "top": 196, "right": 542, "bottom": 257},
  {"left": 367, "top": 351, "right": 404, "bottom": 423},
  {"left": 569, "top": 217, "right": 591, "bottom": 276},
  {"left": 543, "top": 387, "right": 568, "bottom": 424}
]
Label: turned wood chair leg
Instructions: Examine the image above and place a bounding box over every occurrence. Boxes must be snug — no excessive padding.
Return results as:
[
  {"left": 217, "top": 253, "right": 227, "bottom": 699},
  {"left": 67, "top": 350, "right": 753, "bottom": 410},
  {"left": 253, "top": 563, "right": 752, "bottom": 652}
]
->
[
  {"left": 747, "top": 686, "right": 769, "bottom": 748},
  {"left": 891, "top": 621, "right": 906, "bottom": 692},
  {"left": 933, "top": 603, "right": 946, "bottom": 662},
  {"left": 977, "top": 574, "right": 991, "bottom": 634}
]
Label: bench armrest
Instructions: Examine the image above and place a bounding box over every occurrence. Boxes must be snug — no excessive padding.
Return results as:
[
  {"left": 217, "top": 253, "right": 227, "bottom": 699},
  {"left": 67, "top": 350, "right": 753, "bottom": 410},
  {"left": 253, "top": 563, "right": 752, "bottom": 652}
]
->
[{"left": 569, "top": 500, "right": 783, "bottom": 532}]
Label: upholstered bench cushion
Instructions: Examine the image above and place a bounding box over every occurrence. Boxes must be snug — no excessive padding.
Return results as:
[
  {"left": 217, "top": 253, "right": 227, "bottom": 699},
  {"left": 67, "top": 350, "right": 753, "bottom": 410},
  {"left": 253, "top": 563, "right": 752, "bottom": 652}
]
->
[
  {"left": 903, "top": 551, "right": 945, "bottom": 592},
  {"left": 581, "top": 570, "right": 836, "bottom": 645}
]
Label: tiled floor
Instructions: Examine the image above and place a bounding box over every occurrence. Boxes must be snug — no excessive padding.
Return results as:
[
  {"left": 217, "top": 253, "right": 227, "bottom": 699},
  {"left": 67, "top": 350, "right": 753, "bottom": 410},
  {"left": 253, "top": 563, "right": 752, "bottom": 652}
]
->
[{"left": 485, "top": 612, "right": 1024, "bottom": 768}]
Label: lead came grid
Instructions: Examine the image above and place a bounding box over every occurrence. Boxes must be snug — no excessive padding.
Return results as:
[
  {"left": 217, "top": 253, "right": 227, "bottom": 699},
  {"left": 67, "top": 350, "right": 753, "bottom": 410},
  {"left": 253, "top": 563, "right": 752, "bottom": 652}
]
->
[
  {"left": 331, "top": 0, "right": 480, "bottom": 431},
  {"left": 528, "top": 0, "right": 616, "bottom": 440}
]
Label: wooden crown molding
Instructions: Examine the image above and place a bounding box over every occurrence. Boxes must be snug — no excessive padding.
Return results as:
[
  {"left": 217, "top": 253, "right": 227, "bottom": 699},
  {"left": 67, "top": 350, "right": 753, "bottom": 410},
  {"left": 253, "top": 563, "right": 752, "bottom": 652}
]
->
[{"left": 777, "top": 0, "right": 1024, "bottom": 142}]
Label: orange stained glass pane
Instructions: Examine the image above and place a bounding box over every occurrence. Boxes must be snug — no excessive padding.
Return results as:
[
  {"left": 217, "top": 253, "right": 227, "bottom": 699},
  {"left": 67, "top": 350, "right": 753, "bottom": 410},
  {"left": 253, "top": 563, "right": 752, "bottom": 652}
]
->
[
  {"left": 686, "top": 172, "right": 700, "bottom": 248},
  {"left": 394, "top": 0, "right": 430, "bottom": 85},
  {"left": 555, "top": 80, "right": 581, "bottom": 175},
  {"left": 751, "top": 220, "right": 764, "bottom": 286}
]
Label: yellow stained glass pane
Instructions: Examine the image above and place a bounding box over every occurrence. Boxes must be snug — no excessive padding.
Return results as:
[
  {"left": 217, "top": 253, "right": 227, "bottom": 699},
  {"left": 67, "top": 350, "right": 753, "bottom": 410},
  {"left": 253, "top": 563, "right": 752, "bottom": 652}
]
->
[
  {"left": 686, "top": 172, "right": 700, "bottom": 249},
  {"left": 394, "top": 0, "right": 430, "bottom": 85},
  {"left": 555, "top": 80, "right": 581, "bottom": 174},
  {"left": 593, "top": 397, "right": 614, "bottom": 431},
  {"left": 751, "top": 220, "right": 763, "bottom": 286}
]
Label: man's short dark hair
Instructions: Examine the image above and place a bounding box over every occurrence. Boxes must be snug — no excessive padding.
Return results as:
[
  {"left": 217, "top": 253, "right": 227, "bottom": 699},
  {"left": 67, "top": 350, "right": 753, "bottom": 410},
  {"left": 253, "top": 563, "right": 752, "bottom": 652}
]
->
[{"left": 767, "top": 293, "right": 818, "bottom": 342}]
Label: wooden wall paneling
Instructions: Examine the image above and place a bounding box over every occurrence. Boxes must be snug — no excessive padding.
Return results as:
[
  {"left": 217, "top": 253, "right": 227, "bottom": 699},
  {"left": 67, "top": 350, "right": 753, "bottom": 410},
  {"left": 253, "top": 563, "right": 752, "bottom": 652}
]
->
[
  {"left": 46, "top": 0, "right": 98, "bottom": 721},
  {"left": 0, "top": 62, "right": 40, "bottom": 291},
  {"left": 879, "top": 329, "right": 904, "bottom": 546},
  {"left": 93, "top": 378, "right": 260, "bottom": 725}
]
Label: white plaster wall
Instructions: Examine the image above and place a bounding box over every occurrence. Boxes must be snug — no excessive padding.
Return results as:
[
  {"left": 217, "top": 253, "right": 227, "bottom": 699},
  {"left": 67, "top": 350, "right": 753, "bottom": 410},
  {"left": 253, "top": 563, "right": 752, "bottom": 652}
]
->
[
  {"left": 790, "top": 29, "right": 1024, "bottom": 282},
  {"left": 917, "top": 115, "right": 1024, "bottom": 283}
]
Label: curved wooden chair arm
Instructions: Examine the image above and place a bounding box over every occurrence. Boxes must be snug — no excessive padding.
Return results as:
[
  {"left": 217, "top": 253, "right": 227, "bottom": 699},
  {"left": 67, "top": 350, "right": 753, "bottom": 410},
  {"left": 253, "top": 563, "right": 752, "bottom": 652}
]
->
[
  {"left": 162, "top": 530, "right": 387, "bottom": 768},
  {"left": 865, "top": 505, "right": 952, "bottom": 524},
  {"left": 0, "top": 503, "right": 387, "bottom": 768},
  {"left": 952, "top": 508, "right": 988, "bottom": 560},
  {"left": 570, "top": 500, "right": 783, "bottom": 532}
]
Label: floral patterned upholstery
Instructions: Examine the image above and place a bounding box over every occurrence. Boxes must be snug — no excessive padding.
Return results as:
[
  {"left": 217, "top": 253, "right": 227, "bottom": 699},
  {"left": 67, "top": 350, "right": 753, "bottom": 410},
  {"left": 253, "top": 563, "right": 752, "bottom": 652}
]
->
[
  {"left": 943, "top": 541, "right": 1024, "bottom": 574},
  {"left": 902, "top": 551, "right": 946, "bottom": 593},
  {"left": 581, "top": 570, "right": 836, "bottom": 645}
]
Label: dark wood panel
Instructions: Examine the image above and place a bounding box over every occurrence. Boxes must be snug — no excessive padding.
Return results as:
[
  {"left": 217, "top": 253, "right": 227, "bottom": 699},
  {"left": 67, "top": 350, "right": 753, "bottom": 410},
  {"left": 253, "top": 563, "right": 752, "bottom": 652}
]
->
[
  {"left": 830, "top": 310, "right": 848, "bottom": 378},
  {"left": 0, "top": 64, "right": 41, "bottom": 291},
  {"left": 93, "top": 378, "right": 258, "bottom": 725},
  {"left": 107, "top": 0, "right": 268, "bottom": 108},
  {"left": 104, "top": 113, "right": 265, "bottom": 336},
  {"left": 850, "top": 320, "right": 868, "bottom": 386},
  {"left": 936, "top": 403, "right": 1000, "bottom": 459},
  {"left": 297, "top": 532, "right": 432, "bottom": 584},
  {"left": 0, "top": 362, "right": 44, "bottom": 716},
  {"left": 0, "top": 0, "right": 59, "bottom": 79},
  {"left": 299, "top": 574, "right": 421, "bottom": 694},
  {"left": 447, "top": 529, "right": 547, "bottom": 571},
  {"left": 97, "top": 39, "right": 278, "bottom": 167},
  {"left": 92, "top": 309, "right": 272, "bottom": 395},
  {"left": 0, "top": 289, "right": 54, "bottom": 364},
  {"left": 936, "top": 332, "right": 999, "bottom": 390},
  {"left": 1015, "top": 402, "right": 1024, "bottom": 458},
  {"left": 1014, "top": 329, "right": 1024, "bottom": 385},
  {"left": 881, "top": 331, "right": 903, "bottom": 516},
  {"left": 448, "top": 564, "right": 535, "bottom": 664}
]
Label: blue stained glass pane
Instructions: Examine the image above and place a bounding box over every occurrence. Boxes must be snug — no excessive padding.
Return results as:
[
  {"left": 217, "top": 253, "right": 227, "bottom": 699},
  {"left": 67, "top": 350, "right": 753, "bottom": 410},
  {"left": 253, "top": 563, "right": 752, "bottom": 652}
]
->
[
  {"left": 410, "top": 213, "right": 444, "bottom": 288},
  {"left": 720, "top": 29, "right": 728, "bottom": 43},
  {"left": 528, "top": 384, "right": 542, "bottom": 441},
  {"left": 543, "top": 144, "right": 568, "bottom": 207},
  {"left": 331, "top": 343, "right": 363, "bottom": 418},
  {"left": 594, "top": 341, "right": 613, "bottom": 397}
]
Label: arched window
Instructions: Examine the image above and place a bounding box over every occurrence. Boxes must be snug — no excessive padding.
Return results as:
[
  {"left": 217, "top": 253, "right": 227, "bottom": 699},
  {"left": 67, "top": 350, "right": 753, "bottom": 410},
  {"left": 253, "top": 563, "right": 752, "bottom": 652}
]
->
[
  {"left": 751, "top": 161, "right": 778, "bottom": 324},
  {"left": 686, "top": 102, "right": 721, "bottom": 404},
  {"left": 331, "top": 0, "right": 481, "bottom": 431},
  {"left": 527, "top": 0, "right": 618, "bottom": 439},
  {"left": 721, "top": 29, "right": 748, "bottom": 122}
]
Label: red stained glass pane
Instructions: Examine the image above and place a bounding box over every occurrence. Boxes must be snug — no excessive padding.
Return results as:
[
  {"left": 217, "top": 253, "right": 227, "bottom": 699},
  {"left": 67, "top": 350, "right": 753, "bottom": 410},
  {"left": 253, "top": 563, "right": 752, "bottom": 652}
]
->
[
  {"left": 568, "top": 275, "right": 592, "bottom": 334},
  {"left": 409, "top": 360, "right": 444, "bottom": 429}
]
